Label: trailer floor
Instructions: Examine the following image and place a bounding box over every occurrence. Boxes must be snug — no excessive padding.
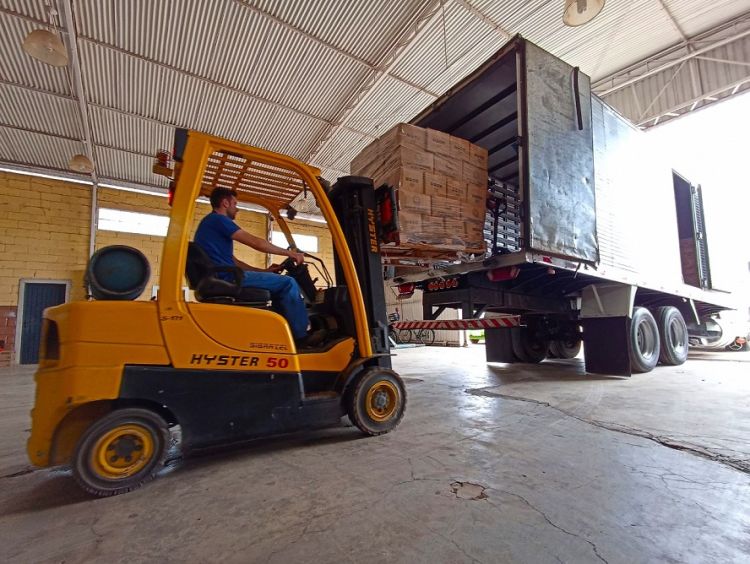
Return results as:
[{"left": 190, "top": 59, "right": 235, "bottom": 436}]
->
[{"left": 2, "top": 348, "right": 749, "bottom": 563}]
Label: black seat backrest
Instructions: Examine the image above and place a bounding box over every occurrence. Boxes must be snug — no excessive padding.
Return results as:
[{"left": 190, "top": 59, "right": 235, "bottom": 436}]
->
[
  {"left": 186, "top": 242, "right": 271, "bottom": 305},
  {"left": 186, "top": 242, "right": 214, "bottom": 290}
]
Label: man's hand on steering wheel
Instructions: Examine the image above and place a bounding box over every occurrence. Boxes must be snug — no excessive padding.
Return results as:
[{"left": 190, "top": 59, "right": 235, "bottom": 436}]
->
[{"left": 288, "top": 250, "right": 304, "bottom": 266}]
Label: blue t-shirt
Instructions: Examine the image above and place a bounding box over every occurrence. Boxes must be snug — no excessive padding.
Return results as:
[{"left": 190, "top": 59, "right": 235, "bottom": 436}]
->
[{"left": 194, "top": 212, "right": 240, "bottom": 268}]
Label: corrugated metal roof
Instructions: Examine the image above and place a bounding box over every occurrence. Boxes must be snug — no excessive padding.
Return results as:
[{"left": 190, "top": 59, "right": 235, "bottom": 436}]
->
[
  {"left": 247, "top": 0, "right": 428, "bottom": 65},
  {"left": 0, "top": 13, "right": 71, "bottom": 95},
  {"left": 345, "top": 75, "right": 436, "bottom": 138},
  {"left": 94, "top": 145, "right": 169, "bottom": 187},
  {"left": 0, "top": 83, "right": 81, "bottom": 138},
  {"left": 88, "top": 106, "right": 173, "bottom": 156},
  {"left": 0, "top": 126, "right": 85, "bottom": 170},
  {"left": 1, "top": 0, "right": 747, "bottom": 205}
]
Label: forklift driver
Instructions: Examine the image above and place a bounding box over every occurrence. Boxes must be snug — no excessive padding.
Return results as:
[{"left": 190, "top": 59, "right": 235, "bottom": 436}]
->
[{"left": 195, "top": 187, "right": 325, "bottom": 347}]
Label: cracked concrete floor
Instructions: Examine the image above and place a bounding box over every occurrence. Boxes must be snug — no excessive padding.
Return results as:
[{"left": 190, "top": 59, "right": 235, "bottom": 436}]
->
[{"left": 1, "top": 348, "right": 750, "bottom": 563}]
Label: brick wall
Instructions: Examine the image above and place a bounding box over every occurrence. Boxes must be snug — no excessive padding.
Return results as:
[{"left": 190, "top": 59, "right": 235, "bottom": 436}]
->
[
  {"left": 1, "top": 172, "right": 336, "bottom": 308},
  {"left": 0, "top": 171, "right": 91, "bottom": 306},
  {"left": 0, "top": 306, "right": 17, "bottom": 353}
]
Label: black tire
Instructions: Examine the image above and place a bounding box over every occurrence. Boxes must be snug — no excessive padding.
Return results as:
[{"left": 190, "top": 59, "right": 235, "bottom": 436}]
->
[
  {"left": 416, "top": 328, "right": 435, "bottom": 345},
  {"left": 655, "top": 306, "right": 688, "bottom": 365},
  {"left": 72, "top": 408, "right": 169, "bottom": 497},
  {"left": 346, "top": 368, "right": 407, "bottom": 436},
  {"left": 388, "top": 329, "right": 399, "bottom": 344},
  {"left": 549, "top": 338, "right": 582, "bottom": 359},
  {"left": 511, "top": 326, "right": 549, "bottom": 363},
  {"left": 629, "top": 307, "right": 660, "bottom": 373},
  {"left": 398, "top": 329, "right": 412, "bottom": 343}
]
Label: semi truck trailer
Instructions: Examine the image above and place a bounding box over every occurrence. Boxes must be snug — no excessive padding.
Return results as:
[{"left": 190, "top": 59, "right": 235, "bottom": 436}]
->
[{"left": 384, "top": 36, "right": 733, "bottom": 376}]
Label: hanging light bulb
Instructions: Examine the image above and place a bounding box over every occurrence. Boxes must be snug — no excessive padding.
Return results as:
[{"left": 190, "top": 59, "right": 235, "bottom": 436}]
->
[
  {"left": 563, "top": 0, "right": 605, "bottom": 27},
  {"left": 69, "top": 154, "right": 95, "bottom": 174},
  {"left": 22, "top": 29, "right": 69, "bottom": 66}
]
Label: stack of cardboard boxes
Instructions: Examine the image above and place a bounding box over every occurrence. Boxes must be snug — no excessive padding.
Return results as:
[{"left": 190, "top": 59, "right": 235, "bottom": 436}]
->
[{"left": 351, "top": 123, "right": 488, "bottom": 255}]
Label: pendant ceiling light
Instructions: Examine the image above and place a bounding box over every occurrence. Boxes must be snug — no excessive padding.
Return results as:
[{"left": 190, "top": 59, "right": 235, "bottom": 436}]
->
[
  {"left": 69, "top": 154, "right": 95, "bottom": 174},
  {"left": 563, "top": 0, "right": 605, "bottom": 27},
  {"left": 22, "top": 28, "right": 68, "bottom": 66}
]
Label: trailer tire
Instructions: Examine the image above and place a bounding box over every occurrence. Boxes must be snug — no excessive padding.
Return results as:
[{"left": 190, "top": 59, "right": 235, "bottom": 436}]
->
[
  {"left": 550, "top": 339, "right": 582, "bottom": 359},
  {"left": 655, "top": 306, "right": 689, "bottom": 365},
  {"left": 512, "top": 327, "right": 549, "bottom": 364},
  {"left": 629, "top": 307, "right": 660, "bottom": 373}
]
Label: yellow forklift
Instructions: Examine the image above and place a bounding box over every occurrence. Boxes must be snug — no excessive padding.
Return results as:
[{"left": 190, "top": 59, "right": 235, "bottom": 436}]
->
[{"left": 28, "top": 129, "right": 406, "bottom": 496}]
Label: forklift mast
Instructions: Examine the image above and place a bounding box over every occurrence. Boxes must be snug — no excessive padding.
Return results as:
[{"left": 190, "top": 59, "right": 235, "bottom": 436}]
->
[{"left": 329, "top": 176, "right": 391, "bottom": 367}]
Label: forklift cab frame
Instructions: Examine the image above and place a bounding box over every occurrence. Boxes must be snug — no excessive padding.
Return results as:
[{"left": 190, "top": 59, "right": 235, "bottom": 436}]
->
[{"left": 28, "top": 129, "right": 405, "bottom": 497}]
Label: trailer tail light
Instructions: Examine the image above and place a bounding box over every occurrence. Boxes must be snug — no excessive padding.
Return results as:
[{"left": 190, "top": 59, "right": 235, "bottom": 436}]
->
[
  {"left": 398, "top": 283, "right": 415, "bottom": 299},
  {"left": 487, "top": 266, "right": 520, "bottom": 282}
]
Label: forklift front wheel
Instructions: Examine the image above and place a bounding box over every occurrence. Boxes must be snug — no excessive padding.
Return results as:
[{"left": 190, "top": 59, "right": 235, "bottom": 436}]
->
[
  {"left": 347, "top": 368, "right": 406, "bottom": 436},
  {"left": 72, "top": 408, "right": 169, "bottom": 497}
]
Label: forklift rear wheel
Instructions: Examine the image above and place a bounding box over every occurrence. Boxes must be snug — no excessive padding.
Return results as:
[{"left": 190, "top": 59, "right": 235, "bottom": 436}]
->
[
  {"left": 72, "top": 408, "right": 169, "bottom": 497},
  {"left": 347, "top": 368, "right": 406, "bottom": 436}
]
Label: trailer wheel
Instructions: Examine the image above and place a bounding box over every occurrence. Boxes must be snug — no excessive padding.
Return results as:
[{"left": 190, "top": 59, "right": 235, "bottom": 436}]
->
[
  {"left": 550, "top": 338, "right": 582, "bottom": 359},
  {"left": 72, "top": 408, "right": 169, "bottom": 497},
  {"left": 629, "top": 307, "right": 660, "bottom": 373},
  {"left": 347, "top": 368, "right": 406, "bottom": 436},
  {"left": 512, "top": 327, "right": 549, "bottom": 363},
  {"left": 655, "top": 306, "right": 689, "bottom": 365}
]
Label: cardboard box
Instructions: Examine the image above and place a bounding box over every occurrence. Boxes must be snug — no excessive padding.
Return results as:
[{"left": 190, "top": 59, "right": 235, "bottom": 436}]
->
[
  {"left": 462, "top": 161, "right": 487, "bottom": 185},
  {"left": 399, "top": 191, "right": 431, "bottom": 215},
  {"left": 451, "top": 136, "right": 472, "bottom": 161},
  {"left": 446, "top": 180, "right": 466, "bottom": 200},
  {"left": 434, "top": 155, "right": 462, "bottom": 179},
  {"left": 421, "top": 216, "right": 445, "bottom": 236},
  {"left": 424, "top": 172, "right": 447, "bottom": 196},
  {"left": 466, "top": 182, "right": 486, "bottom": 198},
  {"left": 376, "top": 167, "right": 424, "bottom": 193},
  {"left": 356, "top": 147, "right": 434, "bottom": 180},
  {"left": 444, "top": 218, "right": 465, "bottom": 233},
  {"left": 431, "top": 195, "right": 454, "bottom": 218},
  {"left": 351, "top": 138, "right": 381, "bottom": 175},
  {"left": 379, "top": 123, "right": 426, "bottom": 151},
  {"left": 397, "top": 210, "right": 422, "bottom": 232},
  {"left": 466, "top": 204, "right": 486, "bottom": 222},
  {"left": 467, "top": 193, "right": 485, "bottom": 208},
  {"left": 469, "top": 143, "right": 489, "bottom": 168},
  {"left": 427, "top": 129, "right": 452, "bottom": 156}
]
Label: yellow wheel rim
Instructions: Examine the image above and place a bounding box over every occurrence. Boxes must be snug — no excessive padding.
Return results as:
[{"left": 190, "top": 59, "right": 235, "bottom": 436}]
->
[
  {"left": 90, "top": 424, "right": 155, "bottom": 480},
  {"left": 365, "top": 380, "right": 399, "bottom": 422}
]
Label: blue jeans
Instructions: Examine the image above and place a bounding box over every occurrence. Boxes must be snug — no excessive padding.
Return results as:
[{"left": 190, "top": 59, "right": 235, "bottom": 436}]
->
[{"left": 242, "top": 271, "right": 309, "bottom": 339}]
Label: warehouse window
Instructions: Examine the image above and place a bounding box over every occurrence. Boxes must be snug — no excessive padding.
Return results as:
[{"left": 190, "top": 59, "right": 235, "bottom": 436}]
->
[
  {"left": 271, "top": 231, "right": 318, "bottom": 253},
  {"left": 98, "top": 208, "right": 170, "bottom": 236}
]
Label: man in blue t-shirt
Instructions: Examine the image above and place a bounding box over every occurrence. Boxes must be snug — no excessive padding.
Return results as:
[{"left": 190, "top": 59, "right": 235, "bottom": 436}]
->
[{"left": 195, "top": 187, "right": 322, "bottom": 347}]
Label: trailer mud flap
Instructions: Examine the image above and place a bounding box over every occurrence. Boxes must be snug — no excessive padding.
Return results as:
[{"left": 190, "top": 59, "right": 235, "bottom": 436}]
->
[
  {"left": 581, "top": 317, "right": 631, "bottom": 376},
  {"left": 485, "top": 328, "right": 517, "bottom": 363}
]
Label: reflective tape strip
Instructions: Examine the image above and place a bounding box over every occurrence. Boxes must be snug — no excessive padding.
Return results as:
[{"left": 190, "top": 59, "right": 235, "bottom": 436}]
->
[{"left": 392, "top": 317, "right": 520, "bottom": 330}]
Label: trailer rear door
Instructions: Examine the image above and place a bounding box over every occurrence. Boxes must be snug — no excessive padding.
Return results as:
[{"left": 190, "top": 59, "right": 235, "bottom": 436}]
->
[{"left": 522, "top": 42, "right": 598, "bottom": 264}]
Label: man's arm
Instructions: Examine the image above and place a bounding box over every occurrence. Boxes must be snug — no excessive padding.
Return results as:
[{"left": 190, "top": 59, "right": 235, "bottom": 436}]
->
[
  {"left": 233, "top": 256, "right": 264, "bottom": 272},
  {"left": 232, "top": 229, "right": 304, "bottom": 265}
]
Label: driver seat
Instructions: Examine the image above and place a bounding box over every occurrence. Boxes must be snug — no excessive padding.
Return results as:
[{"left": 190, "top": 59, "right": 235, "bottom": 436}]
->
[{"left": 185, "top": 242, "right": 271, "bottom": 307}]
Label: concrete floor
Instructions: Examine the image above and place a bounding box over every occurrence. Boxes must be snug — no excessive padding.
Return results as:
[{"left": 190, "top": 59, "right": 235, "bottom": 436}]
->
[{"left": 1, "top": 347, "right": 749, "bottom": 563}]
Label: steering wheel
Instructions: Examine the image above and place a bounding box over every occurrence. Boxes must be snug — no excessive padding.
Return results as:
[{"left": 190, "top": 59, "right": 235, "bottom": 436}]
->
[
  {"left": 277, "top": 255, "right": 318, "bottom": 302},
  {"left": 278, "top": 256, "right": 298, "bottom": 274}
]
